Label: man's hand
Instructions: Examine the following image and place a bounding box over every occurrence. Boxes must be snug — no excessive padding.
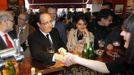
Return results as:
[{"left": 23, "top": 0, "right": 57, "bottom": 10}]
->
[
  {"left": 62, "top": 53, "right": 77, "bottom": 67},
  {"left": 58, "top": 47, "right": 67, "bottom": 55},
  {"left": 54, "top": 53, "right": 64, "bottom": 61}
]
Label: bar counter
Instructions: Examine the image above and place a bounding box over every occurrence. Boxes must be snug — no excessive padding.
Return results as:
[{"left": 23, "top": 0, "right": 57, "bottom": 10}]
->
[{"left": 19, "top": 57, "right": 65, "bottom": 75}]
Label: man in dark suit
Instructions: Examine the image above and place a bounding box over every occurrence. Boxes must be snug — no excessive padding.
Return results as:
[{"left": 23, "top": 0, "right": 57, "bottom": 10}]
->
[
  {"left": 0, "top": 11, "right": 16, "bottom": 50},
  {"left": 28, "top": 13, "right": 67, "bottom": 67}
]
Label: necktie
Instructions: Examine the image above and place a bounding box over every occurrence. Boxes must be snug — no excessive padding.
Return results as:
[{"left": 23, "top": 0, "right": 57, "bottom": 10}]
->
[
  {"left": 5, "top": 34, "right": 13, "bottom": 48},
  {"left": 46, "top": 34, "right": 53, "bottom": 47}
]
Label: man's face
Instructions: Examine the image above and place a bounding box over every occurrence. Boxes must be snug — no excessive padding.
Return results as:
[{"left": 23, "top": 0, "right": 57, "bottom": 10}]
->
[
  {"left": 47, "top": 8, "right": 57, "bottom": 21},
  {"left": 38, "top": 13, "right": 53, "bottom": 33},
  {"left": 18, "top": 14, "right": 27, "bottom": 27},
  {"left": 101, "top": 16, "right": 113, "bottom": 26}
]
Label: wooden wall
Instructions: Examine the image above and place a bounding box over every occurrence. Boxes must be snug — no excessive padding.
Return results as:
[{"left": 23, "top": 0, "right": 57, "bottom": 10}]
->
[
  {"left": 0, "top": 0, "right": 8, "bottom": 10},
  {"left": 0, "top": 0, "right": 24, "bottom": 11}
]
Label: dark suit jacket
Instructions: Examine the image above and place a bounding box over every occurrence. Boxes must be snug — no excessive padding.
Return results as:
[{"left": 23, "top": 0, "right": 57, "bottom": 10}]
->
[
  {"left": 0, "top": 31, "right": 16, "bottom": 50},
  {"left": 55, "top": 21, "right": 67, "bottom": 44},
  {"left": 28, "top": 28, "right": 66, "bottom": 66}
]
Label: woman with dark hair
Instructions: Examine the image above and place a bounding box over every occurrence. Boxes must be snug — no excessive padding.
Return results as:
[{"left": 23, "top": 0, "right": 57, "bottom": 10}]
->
[
  {"left": 66, "top": 16, "right": 94, "bottom": 54},
  {"left": 63, "top": 13, "right": 134, "bottom": 75}
]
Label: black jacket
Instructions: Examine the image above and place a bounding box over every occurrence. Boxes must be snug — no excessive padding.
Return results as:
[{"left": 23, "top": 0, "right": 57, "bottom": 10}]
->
[{"left": 28, "top": 28, "right": 66, "bottom": 66}]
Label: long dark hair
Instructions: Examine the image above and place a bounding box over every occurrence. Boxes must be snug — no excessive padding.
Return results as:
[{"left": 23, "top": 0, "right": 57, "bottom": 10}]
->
[
  {"left": 123, "top": 13, "right": 134, "bottom": 64},
  {"left": 74, "top": 16, "right": 88, "bottom": 29}
]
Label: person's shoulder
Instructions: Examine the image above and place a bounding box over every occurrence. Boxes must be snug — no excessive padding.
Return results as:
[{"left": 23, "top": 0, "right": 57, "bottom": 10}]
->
[
  {"left": 28, "top": 30, "right": 40, "bottom": 38},
  {"left": 56, "top": 21, "right": 65, "bottom": 26}
]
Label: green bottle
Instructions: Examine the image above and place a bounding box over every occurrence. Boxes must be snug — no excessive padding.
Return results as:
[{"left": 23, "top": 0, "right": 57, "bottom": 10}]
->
[
  {"left": 88, "top": 43, "right": 94, "bottom": 59},
  {"left": 6, "top": 60, "right": 16, "bottom": 75},
  {"left": 83, "top": 42, "right": 94, "bottom": 59},
  {"left": 83, "top": 43, "right": 88, "bottom": 59}
]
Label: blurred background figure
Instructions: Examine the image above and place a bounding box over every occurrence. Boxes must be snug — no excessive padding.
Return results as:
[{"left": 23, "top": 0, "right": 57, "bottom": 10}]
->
[
  {"left": 88, "top": 9, "right": 121, "bottom": 51},
  {"left": 47, "top": 7, "right": 67, "bottom": 44},
  {"left": 15, "top": 13, "right": 35, "bottom": 51}
]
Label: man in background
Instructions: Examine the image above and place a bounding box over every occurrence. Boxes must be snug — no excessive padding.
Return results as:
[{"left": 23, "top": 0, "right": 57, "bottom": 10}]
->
[
  {"left": 47, "top": 7, "right": 67, "bottom": 44},
  {"left": 15, "top": 13, "right": 35, "bottom": 51}
]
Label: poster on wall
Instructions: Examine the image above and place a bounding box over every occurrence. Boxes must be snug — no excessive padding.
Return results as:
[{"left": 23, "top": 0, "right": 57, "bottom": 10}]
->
[{"left": 115, "top": 4, "right": 124, "bottom": 15}]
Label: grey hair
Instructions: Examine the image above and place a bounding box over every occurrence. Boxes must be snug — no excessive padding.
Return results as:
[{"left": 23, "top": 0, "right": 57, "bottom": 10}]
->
[{"left": 0, "top": 11, "right": 12, "bottom": 23}]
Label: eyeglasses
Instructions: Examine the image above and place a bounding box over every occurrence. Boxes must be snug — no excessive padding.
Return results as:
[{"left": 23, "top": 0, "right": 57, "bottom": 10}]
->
[{"left": 40, "top": 20, "right": 53, "bottom": 26}]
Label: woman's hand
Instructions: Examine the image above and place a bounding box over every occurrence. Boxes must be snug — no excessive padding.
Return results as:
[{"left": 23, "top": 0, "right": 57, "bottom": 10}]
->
[{"left": 82, "top": 28, "right": 89, "bottom": 36}]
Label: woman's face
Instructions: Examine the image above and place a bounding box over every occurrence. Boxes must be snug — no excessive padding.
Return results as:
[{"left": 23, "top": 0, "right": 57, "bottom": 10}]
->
[
  {"left": 120, "top": 30, "right": 131, "bottom": 48},
  {"left": 76, "top": 19, "right": 87, "bottom": 32}
]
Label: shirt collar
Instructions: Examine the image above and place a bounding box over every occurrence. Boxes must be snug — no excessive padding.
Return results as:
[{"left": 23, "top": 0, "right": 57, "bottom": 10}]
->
[
  {"left": 0, "top": 31, "right": 6, "bottom": 37},
  {"left": 39, "top": 29, "right": 49, "bottom": 36}
]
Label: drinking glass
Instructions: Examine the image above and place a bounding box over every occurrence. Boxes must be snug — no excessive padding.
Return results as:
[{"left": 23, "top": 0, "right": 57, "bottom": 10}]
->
[
  {"left": 75, "top": 40, "right": 84, "bottom": 56},
  {"left": 98, "top": 40, "right": 105, "bottom": 50},
  {"left": 112, "top": 41, "right": 120, "bottom": 60},
  {"left": 97, "top": 40, "right": 105, "bottom": 61}
]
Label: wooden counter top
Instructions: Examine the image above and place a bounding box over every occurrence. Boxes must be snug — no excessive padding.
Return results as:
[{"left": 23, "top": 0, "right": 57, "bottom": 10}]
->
[{"left": 20, "top": 57, "right": 65, "bottom": 75}]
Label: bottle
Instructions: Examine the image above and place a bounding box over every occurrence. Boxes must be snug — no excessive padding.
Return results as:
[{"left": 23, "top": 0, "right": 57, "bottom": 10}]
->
[
  {"left": 3, "top": 59, "right": 16, "bottom": 75},
  {"left": 88, "top": 42, "right": 94, "bottom": 59},
  {"left": 83, "top": 42, "right": 94, "bottom": 59},
  {"left": 83, "top": 43, "right": 88, "bottom": 58}
]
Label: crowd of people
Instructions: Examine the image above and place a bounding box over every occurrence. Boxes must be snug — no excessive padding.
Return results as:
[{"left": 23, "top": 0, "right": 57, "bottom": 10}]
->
[{"left": 0, "top": 2, "right": 134, "bottom": 75}]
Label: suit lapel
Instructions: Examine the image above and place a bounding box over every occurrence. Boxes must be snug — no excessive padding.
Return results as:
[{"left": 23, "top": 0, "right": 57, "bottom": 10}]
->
[
  {"left": 37, "top": 30, "right": 51, "bottom": 48},
  {"left": 0, "top": 36, "right": 8, "bottom": 50}
]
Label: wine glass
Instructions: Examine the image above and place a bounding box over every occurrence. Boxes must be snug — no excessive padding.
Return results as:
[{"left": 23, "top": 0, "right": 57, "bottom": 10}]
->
[
  {"left": 112, "top": 41, "right": 120, "bottom": 60},
  {"left": 97, "top": 40, "right": 105, "bottom": 61},
  {"left": 98, "top": 40, "right": 105, "bottom": 50},
  {"left": 75, "top": 40, "right": 84, "bottom": 56}
]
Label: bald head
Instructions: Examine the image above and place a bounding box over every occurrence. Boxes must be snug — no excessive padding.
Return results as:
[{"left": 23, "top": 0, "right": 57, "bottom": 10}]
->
[{"left": 47, "top": 7, "right": 57, "bottom": 21}]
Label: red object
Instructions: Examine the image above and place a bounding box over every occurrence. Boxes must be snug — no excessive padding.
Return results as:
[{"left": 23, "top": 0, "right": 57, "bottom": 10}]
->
[{"left": 5, "top": 34, "right": 13, "bottom": 48}]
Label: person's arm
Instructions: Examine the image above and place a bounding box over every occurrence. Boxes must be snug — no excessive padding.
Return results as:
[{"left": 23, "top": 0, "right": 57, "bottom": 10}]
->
[
  {"left": 65, "top": 54, "right": 110, "bottom": 73},
  {"left": 74, "top": 56, "right": 109, "bottom": 73}
]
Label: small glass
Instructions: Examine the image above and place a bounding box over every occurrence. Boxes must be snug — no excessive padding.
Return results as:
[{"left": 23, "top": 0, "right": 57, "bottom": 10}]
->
[
  {"left": 98, "top": 40, "right": 105, "bottom": 50},
  {"left": 112, "top": 41, "right": 120, "bottom": 60},
  {"left": 97, "top": 40, "right": 105, "bottom": 61},
  {"left": 75, "top": 40, "right": 84, "bottom": 56}
]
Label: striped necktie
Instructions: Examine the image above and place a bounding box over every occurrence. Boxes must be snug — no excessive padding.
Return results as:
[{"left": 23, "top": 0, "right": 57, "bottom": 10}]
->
[{"left": 5, "top": 34, "right": 13, "bottom": 48}]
